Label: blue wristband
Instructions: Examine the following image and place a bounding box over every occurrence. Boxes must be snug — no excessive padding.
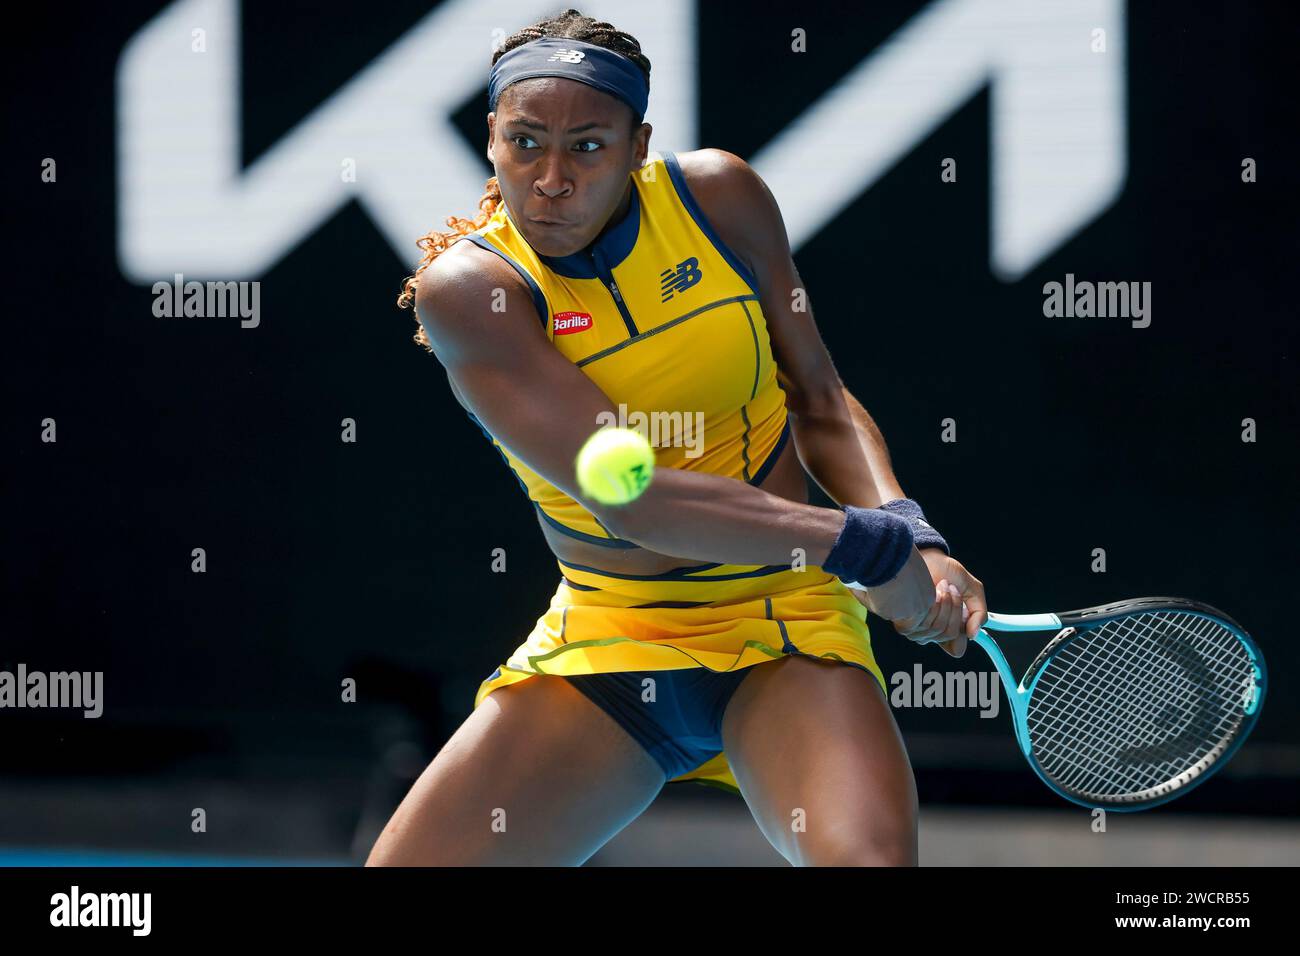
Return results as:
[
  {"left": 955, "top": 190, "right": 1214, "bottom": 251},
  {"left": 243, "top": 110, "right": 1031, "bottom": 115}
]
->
[
  {"left": 879, "top": 498, "right": 949, "bottom": 555},
  {"left": 822, "top": 506, "right": 915, "bottom": 589}
]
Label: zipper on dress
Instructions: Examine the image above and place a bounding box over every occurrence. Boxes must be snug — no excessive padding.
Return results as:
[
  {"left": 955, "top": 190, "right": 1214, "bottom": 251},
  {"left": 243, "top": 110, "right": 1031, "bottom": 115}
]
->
[{"left": 591, "top": 247, "right": 638, "bottom": 337}]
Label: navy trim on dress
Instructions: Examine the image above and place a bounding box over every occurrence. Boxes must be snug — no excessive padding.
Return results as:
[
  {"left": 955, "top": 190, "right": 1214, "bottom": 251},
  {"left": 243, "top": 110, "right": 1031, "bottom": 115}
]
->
[
  {"left": 661, "top": 151, "right": 761, "bottom": 297},
  {"left": 764, "top": 597, "right": 799, "bottom": 653},
  {"left": 747, "top": 415, "right": 791, "bottom": 488},
  {"left": 461, "top": 234, "right": 550, "bottom": 328},
  {"left": 557, "top": 559, "right": 794, "bottom": 582},
  {"left": 530, "top": 182, "right": 642, "bottom": 279},
  {"left": 465, "top": 407, "right": 640, "bottom": 548},
  {"left": 464, "top": 408, "right": 532, "bottom": 496},
  {"left": 533, "top": 502, "right": 641, "bottom": 549}
]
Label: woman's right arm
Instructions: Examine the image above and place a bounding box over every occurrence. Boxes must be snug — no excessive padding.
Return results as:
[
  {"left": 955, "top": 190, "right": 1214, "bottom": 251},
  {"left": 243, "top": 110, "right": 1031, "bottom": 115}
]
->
[{"left": 416, "top": 249, "right": 937, "bottom": 627}]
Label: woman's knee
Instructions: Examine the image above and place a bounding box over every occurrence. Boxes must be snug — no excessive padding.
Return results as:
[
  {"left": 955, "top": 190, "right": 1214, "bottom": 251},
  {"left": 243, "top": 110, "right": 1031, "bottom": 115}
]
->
[{"left": 796, "top": 821, "right": 918, "bottom": 867}]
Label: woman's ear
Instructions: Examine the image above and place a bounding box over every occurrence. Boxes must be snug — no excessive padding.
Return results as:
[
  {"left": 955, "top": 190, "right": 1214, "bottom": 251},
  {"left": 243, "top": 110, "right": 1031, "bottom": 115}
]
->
[{"left": 634, "top": 122, "right": 652, "bottom": 166}]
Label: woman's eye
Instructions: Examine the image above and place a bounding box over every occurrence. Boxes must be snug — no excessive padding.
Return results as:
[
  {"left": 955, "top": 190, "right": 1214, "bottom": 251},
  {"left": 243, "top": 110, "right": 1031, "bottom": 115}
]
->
[{"left": 509, "top": 135, "right": 600, "bottom": 152}]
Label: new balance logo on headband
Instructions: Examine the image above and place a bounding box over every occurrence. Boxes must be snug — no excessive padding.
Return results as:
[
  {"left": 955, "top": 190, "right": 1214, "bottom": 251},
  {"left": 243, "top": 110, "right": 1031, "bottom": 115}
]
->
[
  {"left": 660, "top": 257, "right": 703, "bottom": 302},
  {"left": 547, "top": 49, "right": 586, "bottom": 64}
]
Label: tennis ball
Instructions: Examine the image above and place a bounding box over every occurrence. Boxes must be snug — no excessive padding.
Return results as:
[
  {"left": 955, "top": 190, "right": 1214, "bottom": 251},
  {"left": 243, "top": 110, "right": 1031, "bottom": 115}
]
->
[{"left": 576, "top": 427, "right": 655, "bottom": 506}]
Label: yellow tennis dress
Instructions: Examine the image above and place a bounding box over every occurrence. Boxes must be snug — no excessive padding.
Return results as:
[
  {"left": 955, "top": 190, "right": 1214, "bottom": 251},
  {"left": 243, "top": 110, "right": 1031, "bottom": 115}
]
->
[{"left": 462, "top": 151, "right": 886, "bottom": 794}]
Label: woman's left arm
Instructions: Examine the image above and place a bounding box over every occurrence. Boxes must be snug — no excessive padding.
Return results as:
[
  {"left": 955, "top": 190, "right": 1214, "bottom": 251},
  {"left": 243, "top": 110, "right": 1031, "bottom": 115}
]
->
[
  {"left": 681, "top": 149, "right": 987, "bottom": 647},
  {"left": 680, "top": 149, "right": 903, "bottom": 508}
]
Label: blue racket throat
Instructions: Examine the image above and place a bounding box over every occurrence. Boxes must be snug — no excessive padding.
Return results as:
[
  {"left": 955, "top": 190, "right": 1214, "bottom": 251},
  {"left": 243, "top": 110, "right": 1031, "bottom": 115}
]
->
[
  {"left": 970, "top": 599, "right": 1266, "bottom": 812},
  {"left": 972, "top": 613, "right": 1064, "bottom": 753}
]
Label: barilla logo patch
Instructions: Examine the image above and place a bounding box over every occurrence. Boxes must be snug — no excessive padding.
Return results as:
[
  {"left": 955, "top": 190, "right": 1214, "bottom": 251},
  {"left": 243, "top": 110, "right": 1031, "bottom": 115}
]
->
[{"left": 553, "top": 311, "right": 593, "bottom": 335}]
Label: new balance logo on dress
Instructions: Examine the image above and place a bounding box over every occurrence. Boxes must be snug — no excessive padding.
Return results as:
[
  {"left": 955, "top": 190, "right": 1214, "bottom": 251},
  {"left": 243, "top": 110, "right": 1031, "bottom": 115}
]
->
[{"left": 660, "top": 257, "right": 703, "bottom": 302}]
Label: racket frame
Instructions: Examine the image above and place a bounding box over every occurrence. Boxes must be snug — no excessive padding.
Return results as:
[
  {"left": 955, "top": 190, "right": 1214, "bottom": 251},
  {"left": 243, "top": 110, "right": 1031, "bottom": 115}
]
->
[{"left": 972, "top": 597, "right": 1266, "bottom": 811}]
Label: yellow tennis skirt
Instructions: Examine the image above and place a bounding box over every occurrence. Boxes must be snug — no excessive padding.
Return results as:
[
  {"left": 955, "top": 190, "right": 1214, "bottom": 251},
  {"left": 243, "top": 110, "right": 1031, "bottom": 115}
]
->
[{"left": 473, "top": 559, "right": 888, "bottom": 795}]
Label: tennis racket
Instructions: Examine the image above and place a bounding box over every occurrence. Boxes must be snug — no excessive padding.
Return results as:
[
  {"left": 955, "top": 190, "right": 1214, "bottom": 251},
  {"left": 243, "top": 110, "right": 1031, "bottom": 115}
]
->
[{"left": 970, "top": 597, "right": 1265, "bottom": 811}]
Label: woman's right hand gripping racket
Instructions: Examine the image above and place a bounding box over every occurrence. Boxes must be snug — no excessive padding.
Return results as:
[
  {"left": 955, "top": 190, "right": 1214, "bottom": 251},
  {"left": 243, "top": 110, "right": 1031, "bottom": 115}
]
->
[{"left": 966, "top": 597, "right": 1266, "bottom": 811}]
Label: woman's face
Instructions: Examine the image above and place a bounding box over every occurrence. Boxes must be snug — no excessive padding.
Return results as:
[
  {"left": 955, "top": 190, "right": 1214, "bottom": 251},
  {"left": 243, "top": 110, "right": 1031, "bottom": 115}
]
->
[{"left": 488, "top": 77, "right": 650, "bottom": 257}]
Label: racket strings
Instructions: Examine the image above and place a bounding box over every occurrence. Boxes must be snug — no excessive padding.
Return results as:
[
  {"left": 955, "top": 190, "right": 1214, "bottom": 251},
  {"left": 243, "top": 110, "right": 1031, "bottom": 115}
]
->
[
  {"left": 1035, "top": 617, "right": 1237, "bottom": 778},
  {"left": 1031, "top": 629, "right": 1238, "bottom": 798},
  {"left": 1024, "top": 611, "right": 1255, "bottom": 803},
  {"left": 1030, "top": 614, "right": 1247, "bottom": 798},
  {"left": 1033, "top": 615, "right": 1245, "bottom": 794}
]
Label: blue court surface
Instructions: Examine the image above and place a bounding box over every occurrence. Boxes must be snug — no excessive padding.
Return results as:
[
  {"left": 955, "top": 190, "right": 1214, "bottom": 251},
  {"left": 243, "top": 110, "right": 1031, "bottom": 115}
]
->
[{"left": 0, "top": 848, "right": 351, "bottom": 867}]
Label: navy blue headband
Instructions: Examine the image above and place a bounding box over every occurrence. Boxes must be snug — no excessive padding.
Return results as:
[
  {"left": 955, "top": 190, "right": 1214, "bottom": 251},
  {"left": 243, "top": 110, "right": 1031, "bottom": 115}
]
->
[{"left": 488, "top": 37, "right": 648, "bottom": 121}]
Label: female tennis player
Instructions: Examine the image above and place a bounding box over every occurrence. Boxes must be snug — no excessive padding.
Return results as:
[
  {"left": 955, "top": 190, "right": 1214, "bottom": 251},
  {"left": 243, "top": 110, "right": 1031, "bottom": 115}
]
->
[{"left": 367, "top": 9, "right": 987, "bottom": 867}]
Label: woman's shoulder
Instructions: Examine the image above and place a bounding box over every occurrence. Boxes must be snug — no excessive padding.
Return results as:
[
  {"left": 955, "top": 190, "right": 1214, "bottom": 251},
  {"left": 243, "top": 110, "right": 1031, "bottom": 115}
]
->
[
  {"left": 430, "top": 233, "right": 514, "bottom": 284},
  {"left": 415, "top": 234, "right": 529, "bottom": 320},
  {"left": 668, "top": 148, "right": 767, "bottom": 280},
  {"left": 669, "top": 148, "right": 755, "bottom": 199}
]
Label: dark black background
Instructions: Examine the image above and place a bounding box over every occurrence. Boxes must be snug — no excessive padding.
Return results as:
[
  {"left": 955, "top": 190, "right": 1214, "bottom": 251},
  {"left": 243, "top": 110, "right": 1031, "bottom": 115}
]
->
[{"left": 5, "top": 1, "right": 1296, "bottom": 816}]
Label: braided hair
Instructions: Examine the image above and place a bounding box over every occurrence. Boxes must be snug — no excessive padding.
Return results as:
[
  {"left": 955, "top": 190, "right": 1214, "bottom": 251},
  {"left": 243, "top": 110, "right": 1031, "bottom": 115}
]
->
[{"left": 396, "top": 8, "right": 652, "bottom": 351}]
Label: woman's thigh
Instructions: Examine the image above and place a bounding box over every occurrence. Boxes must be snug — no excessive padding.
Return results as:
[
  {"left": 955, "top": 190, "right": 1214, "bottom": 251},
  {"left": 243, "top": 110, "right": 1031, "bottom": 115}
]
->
[
  {"left": 721, "top": 655, "right": 918, "bottom": 866},
  {"left": 365, "top": 674, "right": 666, "bottom": 866}
]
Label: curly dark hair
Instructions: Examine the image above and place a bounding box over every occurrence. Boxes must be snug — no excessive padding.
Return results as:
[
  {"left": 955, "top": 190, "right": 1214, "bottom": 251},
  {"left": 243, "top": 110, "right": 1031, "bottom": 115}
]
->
[{"left": 395, "top": 8, "right": 652, "bottom": 351}]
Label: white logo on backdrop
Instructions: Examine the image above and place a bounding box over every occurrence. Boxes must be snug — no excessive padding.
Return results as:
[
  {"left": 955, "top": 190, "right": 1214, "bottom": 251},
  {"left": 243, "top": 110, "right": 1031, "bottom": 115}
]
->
[
  {"left": 752, "top": 0, "right": 1126, "bottom": 280},
  {"left": 117, "top": 0, "right": 1123, "bottom": 284}
]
